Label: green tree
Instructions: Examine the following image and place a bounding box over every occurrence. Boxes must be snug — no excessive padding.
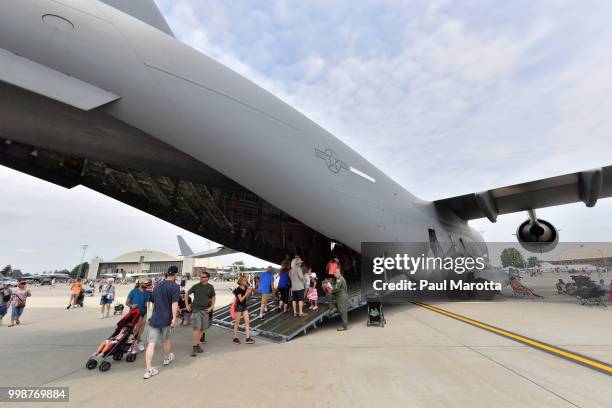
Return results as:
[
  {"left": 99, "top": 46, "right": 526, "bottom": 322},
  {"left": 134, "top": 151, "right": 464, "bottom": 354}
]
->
[
  {"left": 70, "top": 262, "right": 89, "bottom": 279},
  {"left": 527, "top": 256, "right": 539, "bottom": 268},
  {"left": 232, "top": 260, "right": 246, "bottom": 272},
  {"left": 1, "top": 264, "right": 11, "bottom": 277},
  {"left": 500, "top": 248, "right": 526, "bottom": 268}
]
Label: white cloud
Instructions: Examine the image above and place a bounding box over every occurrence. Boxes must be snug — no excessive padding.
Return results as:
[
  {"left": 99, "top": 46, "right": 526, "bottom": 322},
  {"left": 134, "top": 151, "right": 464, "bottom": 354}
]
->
[{"left": 3, "top": 0, "right": 612, "bottom": 272}]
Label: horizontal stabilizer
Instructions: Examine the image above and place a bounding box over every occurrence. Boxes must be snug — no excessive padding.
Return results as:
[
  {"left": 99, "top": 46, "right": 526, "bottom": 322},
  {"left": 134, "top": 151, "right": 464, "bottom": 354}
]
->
[
  {"left": 0, "top": 48, "right": 119, "bottom": 111},
  {"left": 190, "top": 246, "right": 238, "bottom": 259}
]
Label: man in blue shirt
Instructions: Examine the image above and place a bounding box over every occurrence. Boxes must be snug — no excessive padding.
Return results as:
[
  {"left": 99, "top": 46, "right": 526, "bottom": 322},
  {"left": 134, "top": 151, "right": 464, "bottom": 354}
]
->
[
  {"left": 126, "top": 278, "right": 151, "bottom": 351},
  {"left": 144, "top": 266, "right": 180, "bottom": 380},
  {"left": 258, "top": 266, "right": 274, "bottom": 318}
]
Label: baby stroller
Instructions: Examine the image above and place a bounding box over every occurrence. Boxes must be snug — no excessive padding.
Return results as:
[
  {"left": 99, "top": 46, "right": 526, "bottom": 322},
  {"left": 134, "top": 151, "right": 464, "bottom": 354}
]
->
[
  {"left": 86, "top": 308, "right": 142, "bottom": 372},
  {"left": 571, "top": 276, "right": 607, "bottom": 307},
  {"left": 366, "top": 295, "right": 386, "bottom": 327},
  {"left": 75, "top": 290, "right": 85, "bottom": 307},
  {"left": 113, "top": 302, "right": 125, "bottom": 315}
]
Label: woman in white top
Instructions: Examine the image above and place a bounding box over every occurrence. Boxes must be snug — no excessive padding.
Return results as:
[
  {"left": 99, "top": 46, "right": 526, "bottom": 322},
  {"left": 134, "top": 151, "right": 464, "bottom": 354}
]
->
[
  {"left": 289, "top": 256, "right": 306, "bottom": 317},
  {"left": 99, "top": 278, "right": 116, "bottom": 318}
]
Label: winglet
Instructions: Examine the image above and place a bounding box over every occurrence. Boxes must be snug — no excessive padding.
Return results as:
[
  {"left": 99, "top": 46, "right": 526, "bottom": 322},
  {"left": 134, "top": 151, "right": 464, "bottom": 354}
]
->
[{"left": 177, "top": 235, "right": 194, "bottom": 256}]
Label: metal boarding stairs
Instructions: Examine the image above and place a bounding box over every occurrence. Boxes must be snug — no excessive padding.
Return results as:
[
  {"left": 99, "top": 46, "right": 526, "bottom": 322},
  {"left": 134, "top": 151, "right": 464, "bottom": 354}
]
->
[{"left": 212, "top": 289, "right": 364, "bottom": 342}]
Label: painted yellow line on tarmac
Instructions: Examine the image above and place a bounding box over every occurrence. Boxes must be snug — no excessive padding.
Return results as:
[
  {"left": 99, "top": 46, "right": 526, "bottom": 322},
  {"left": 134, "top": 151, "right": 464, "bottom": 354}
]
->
[{"left": 414, "top": 301, "right": 612, "bottom": 375}]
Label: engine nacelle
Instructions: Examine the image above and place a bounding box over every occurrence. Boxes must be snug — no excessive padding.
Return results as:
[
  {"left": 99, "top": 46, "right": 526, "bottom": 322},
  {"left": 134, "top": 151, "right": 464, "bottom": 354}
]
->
[{"left": 516, "top": 218, "right": 558, "bottom": 253}]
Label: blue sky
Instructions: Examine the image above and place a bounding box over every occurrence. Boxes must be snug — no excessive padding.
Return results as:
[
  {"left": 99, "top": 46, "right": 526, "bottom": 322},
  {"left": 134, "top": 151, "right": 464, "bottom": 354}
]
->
[{"left": 2, "top": 0, "right": 612, "bottom": 273}]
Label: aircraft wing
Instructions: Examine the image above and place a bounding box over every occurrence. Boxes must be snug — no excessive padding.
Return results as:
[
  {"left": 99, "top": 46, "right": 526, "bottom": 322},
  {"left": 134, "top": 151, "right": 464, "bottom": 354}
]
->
[
  {"left": 189, "top": 246, "right": 238, "bottom": 258},
  {"left": 434, "top": 166, "right": 612, "bottom": 222},
  {"left": 0, "top": 49, "right": 119, "bottom": 111}
]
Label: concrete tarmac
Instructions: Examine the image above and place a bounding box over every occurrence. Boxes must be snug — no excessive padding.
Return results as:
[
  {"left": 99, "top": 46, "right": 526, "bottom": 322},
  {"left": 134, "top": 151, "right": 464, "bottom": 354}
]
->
[{"left": 0, "top": 273, "right": 610, "bottom": 407}]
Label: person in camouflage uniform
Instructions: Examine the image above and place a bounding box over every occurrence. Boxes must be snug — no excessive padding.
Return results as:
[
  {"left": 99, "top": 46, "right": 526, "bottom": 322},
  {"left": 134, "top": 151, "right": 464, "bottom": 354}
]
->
[{"left": 331, "top": 268, "right": 349, "bottom": 331}]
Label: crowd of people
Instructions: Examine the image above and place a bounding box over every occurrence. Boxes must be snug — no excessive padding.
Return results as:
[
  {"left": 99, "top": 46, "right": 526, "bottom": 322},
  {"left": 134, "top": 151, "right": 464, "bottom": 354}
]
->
[
  {"left": 2, "top": 254, "right": 355, "bottom": 379},
  {"left": 273, "top": 255, "right": 349, "bottom": 330}
]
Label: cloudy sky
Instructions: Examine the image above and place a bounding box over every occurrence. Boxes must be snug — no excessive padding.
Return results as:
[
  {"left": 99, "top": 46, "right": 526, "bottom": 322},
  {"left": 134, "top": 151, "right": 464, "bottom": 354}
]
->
[{"left": 3, "top": 0, "right": 612, "bottom": 273}]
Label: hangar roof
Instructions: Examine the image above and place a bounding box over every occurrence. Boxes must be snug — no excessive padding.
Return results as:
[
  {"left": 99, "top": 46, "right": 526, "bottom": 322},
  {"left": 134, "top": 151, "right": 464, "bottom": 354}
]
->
[
  {"left": 554, "top": 244, "right": 612, "bottom": 261},
  {"left": 109, "top": 250, "right": 180, "bottom": 263}
]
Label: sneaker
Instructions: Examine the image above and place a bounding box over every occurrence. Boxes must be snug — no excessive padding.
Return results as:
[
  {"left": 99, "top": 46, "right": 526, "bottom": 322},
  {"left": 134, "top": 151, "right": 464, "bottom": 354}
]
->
[
  {"left": 66, "top": 305, "right": 71, "bottom": 310},
  {"left": 100, "top": 315, "right": 104, "bottom": 319},
  {"left": 191, "top": 346, "right": 198, "bottom": 357},
  {"left": 163, "top": 353, "right": 175, "bottom": 365},
  {"left": 196, "top": 345, "right": 203, "bottom": 353},
  {"left": 233, "top": 337, "right": 241, "bottom": 345},
  {"left": 143, "top": 368, "right": 159, "bottom": 379},
  {"left": 337, "top": 326, "right": 347, "bottom": 331},
  {"left": 245, "top": 337, "right": 255, "bottom": 344},
  {"left": 137, "top": 341, "right": 145, "bottom": 352}
]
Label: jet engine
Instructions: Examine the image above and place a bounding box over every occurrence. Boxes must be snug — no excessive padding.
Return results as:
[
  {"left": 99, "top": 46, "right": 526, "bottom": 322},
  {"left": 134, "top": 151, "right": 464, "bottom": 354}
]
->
[{"left": 516, "top": 210, "right": 558, "bottom": 253}]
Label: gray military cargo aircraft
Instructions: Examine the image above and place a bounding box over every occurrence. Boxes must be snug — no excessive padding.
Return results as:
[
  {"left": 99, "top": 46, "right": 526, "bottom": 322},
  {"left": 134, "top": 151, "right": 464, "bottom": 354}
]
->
[
  {"left": 1, "top": 0, "right": 611, "bottom": 301},
  {"left": 177, "top": 235, "right": 237, "bottom": 259}
]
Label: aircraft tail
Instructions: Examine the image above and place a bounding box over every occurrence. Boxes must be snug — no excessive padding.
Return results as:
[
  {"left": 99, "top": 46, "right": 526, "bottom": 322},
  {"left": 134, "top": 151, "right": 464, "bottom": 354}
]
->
[
  {"left": 100, "top": 0, "right": 174, "bottom": 37},
  {"left": 177, "top": 235, "right": 194, "bottom": 256}
]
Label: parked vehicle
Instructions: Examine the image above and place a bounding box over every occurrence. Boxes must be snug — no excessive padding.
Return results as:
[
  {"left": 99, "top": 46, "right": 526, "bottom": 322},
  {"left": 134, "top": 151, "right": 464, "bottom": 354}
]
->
[{"left": 0, "top": 278, "right": 19, "bottom": 287}]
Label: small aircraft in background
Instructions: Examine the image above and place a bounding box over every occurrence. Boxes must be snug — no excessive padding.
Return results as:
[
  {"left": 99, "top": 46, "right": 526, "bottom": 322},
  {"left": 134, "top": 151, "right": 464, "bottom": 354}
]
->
[
  {"left": 177, "top": 235, "right": 237, "bottom": 259},
  {"left": 177, "top": 235, "right": 270, "bottom": 281}
]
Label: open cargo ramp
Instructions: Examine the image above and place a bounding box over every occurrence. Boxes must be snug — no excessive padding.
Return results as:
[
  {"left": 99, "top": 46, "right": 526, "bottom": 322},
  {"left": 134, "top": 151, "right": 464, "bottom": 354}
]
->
[{"left": 212, "top": 290, "right": 364, "bottom": 342}]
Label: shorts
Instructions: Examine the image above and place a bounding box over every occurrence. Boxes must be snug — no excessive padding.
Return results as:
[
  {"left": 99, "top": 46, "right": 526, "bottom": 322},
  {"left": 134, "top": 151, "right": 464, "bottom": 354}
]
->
[
  {"left": 235, "top": 303, "right": 248, "bottom": 313},
  {"left": 191, "top": 310, "right": 210, "bottom": 331},
  {"left": 12, "top": 306, "right": 24, "bottom": 318},
  {"left": 279, "top": 288, "right": 290, "bottom": 303},
  {"left": 0, "top": 305, "right": 7, "bottom": 316},
  {"left": 148, "top": 326, "right": 174, "bottom": 343},
  {"left": 100, "top": 296, "right": 113, "bottom": 305},
  {"left": 292, "top": 289, "right": 305, "bottom": 301}
]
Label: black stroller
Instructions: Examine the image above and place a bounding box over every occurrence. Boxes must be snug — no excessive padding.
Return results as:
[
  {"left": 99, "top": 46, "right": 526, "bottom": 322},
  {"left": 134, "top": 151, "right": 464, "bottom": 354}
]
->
[
  {"left": 86, "top": 308, "right": 142, "bottom": 372},
  {"left": 113, "top": 302, "right": 125, "bottom": 315},
  {"left": 571, "top": 275, "right": 607, "bottom": 307},
  {"left": 75, "top": 290, "right": 85, "bottom": 307},
  {"left": 366, "top": 295, "right": 386, "bottom": 327}
]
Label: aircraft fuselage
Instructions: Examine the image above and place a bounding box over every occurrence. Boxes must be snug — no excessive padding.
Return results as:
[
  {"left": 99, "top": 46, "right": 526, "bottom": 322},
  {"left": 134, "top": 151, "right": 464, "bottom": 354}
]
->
[{"left": 0, "top": 0, "right": 492, "bottom": 282}]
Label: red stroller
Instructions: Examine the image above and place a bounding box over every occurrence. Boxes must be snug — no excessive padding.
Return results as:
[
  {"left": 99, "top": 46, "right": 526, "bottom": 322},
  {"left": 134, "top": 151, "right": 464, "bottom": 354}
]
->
[{"left": 86, "top": 308, "right": 142, "bottom": 372}]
